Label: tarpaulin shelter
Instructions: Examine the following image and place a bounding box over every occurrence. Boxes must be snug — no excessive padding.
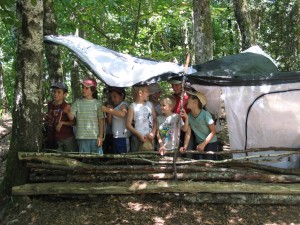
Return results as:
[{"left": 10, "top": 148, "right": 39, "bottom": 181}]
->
[{"left": 45, "top": 35, "right": 300, "bottom": 168}]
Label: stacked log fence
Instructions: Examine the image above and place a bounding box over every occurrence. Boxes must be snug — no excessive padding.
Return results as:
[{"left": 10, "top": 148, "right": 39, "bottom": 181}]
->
[{"left": 12, "top": 148, "right": 300, "bottom": 205}]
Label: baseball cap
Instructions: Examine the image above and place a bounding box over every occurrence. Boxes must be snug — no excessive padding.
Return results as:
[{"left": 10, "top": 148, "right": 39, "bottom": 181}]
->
[
  {"left": 81, "top": 78, "right": 97, "bottom": 87},
  {"left": 149, "top": 83, "right": 162, "bottom": 95},
  {"left": 168, "top": 78, "right": 182, "bottom": 84},
  {"left": 51, "top": 82, "right": 68, "bottom": 92},
  {"left": 187, "top": 91, "right": 207, "bottom": 106}
]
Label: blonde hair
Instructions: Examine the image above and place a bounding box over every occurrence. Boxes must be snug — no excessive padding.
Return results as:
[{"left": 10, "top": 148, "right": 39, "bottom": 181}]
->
[
  {"left": 160, "top": 95, "right": 176, "bottom": 110},
  {"left": 132, "top": 85, "right": 148, "bottom": 101}
]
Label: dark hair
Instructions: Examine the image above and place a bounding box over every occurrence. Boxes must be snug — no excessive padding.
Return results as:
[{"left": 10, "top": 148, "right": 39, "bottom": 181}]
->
[{"left": 90, "top": 86, "right": 98, "bottom": 99}]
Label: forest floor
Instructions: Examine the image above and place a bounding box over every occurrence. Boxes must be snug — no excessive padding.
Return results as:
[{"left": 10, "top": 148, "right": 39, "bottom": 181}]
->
[{"left": 1, "top": 113, "right": 300, "bottom": 225}]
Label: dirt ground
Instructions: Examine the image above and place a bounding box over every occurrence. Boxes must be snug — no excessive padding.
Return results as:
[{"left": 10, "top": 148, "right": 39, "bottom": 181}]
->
[{"left": 1, "top": 113, "right": 300, "bottom": 225}]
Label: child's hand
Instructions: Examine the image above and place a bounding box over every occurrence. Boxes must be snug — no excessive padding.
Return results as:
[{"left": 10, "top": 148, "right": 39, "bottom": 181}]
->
[
  {"left": 63, "top": 105, "right": 71, "bottom": 114},
  {"left": 97, "top": 137, "right": 103, "bottom": 146},
  {"left": 196, "top": 143, "right": 206, "bottom": 151},
  {"left": 179, "top": 146, "right": 186, "bottom": 153},
  {"left": 180, "top": 109, "right": 188, "bottom": 120},
  {"left": 55, "top": 122, "right": 63, "bottom": 132},
  {"left": 139, "top": 134, "right": 147, "bottom": 143},
  {"left": 101, "top": 106, "right": 108, "bottom": 113},
  {"left": 159, "top": 146, "right": 166, "bottom": 156},
  {"left": 147, "top": 132, "right": 155, "bottom": 140}
]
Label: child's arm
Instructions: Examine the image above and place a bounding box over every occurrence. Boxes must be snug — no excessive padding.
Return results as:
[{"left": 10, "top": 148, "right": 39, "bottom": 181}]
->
[
  {"left": 180, "top": 109, "right": 189, "bottom": 132},
  {"left": 101, "top": 104, "right": 128, "bottom": 118},
  {"left": 179, "top": 126, "right": 191, "bottom": 153},
  {"left": 147, "top": 102, "right": 157, "bottom": 140},
  {"left": 56, "top": 104, "right": 76, "bottom": 132},
  {"left": 126, "top": 105, "right": 145, "bottom": 142},
  {"left": 97, "top": 118, "right": 104, "bottom": 147},
  {"left": 157, "top": 133, "right": 166, "bottom": 156},
  {"left": 196, "top": 123, "right": 216, "bottom": 151}
]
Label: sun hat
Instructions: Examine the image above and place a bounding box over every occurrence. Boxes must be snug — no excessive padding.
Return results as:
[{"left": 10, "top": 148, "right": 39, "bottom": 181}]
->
[
  {"left": 168, "top": 78, "right": 182, "bottom": 84},
  {"left": 187, "top": 91, "right": 207, "bottom": 106},
  {"left": 81, "top": 78, "right": 97, "bottom": 87},
  {"left": 149, "top": 83, "right": 162, "bottom": 95},
  {"left": 51, "top": 82, "right": 68, "bottom": 92}
]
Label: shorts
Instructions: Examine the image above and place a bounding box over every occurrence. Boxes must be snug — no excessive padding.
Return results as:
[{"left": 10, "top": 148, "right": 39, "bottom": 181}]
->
[
  {"left": 77, "top": 139, "right": 103, "bottom": 155},
  {"left": 113, "top": 137, "right": 130, "bottom": 154},
  {"left": 57, "top": 136, "right": 79, "bottom": 152}
]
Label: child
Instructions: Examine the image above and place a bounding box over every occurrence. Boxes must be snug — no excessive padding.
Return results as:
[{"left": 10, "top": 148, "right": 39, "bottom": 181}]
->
[
  {"left": 68, "top": 78, "right": 105, "bottom": 154},
  {"left": 180, "top": 91, "right": 218, "bottom": 160},
  {"left": 149, "top": 83, "right": 163, "bottom": 116},
  {"left": 157, "top": 96, "right": 188, "bottom": 156},
  {"left": 126, "top": 84, "right": 156, "bottom": 152},
  {"left": 101, "top": 87, "right": 131, "bottom": 154},
  {"left": 46, "top": 82, "right": 78, "bottom": 152}
]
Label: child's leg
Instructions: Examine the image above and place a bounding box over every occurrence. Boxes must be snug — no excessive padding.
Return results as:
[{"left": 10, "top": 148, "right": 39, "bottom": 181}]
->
[
  {"left": 59, "top": 136, "right": 79, "bottom": 152},
  {"left": 203, "top": 141, "right": 219, "bottom": 160},
  {"left": 130, "top": 135, "right": 141, "bottom": 152},
  {"left": 113, "top": 137, "right": 130, "bottom": 154}
]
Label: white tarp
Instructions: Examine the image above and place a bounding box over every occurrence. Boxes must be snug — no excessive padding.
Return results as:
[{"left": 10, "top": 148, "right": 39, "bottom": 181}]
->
[
  {"left": 44, "top": 35, "right": 196, "bottom": 87},
  {"left": 223, "top": 83, "right": 300, "bottom": 168}
]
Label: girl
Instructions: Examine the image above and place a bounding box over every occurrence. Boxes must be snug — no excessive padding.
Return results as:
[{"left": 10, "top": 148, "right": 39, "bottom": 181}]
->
[
  {"left": 157, "top": 96, "right": 188, "bottom": 156},
  {"left": 126, "top": 84, "right": 156, "bottom": 152},
  {"left": 180, "top": 91, "right": 218, "bottom": 160},
  {"left": 68, "top": 78, "right": 105, "bottom": 154},
  {"left": 101, "top": 87, "right": 131, "bottom": 154}
]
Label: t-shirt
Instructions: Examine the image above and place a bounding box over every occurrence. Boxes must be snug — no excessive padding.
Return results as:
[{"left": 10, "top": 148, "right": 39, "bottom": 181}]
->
[
  {"left": 157, "top": 114, "right": 184, "bottom": 150},
  {"left": 131, "top": 101, "right": 154, "bottom": 135},
  {"left": 188, "top": 110, "right": 217, "bottom": 144},
  {"left": 112, "top": 101, "right": 131, "bottom": 138},
  {"left": 47, "top": 100, "right": 74, "bottom": 141},
  {"left": 71, "top": 98, "right": 104, "bottom": 139}
]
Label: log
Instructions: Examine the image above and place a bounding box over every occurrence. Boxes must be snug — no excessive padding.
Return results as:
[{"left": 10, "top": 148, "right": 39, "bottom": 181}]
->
[
  {"left": 12, "top": 181, "right": 300, "bottom": 195},
  {"left": 29, "top": 170, "right": 300, "bottom": 183},
  {"left": 172, "top": 193, "right": 300, "bottom": 205}
]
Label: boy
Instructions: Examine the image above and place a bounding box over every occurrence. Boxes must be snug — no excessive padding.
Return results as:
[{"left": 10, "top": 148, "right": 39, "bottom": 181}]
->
[
  {"left": 46, "top": 82, "right": 78, "bottom": 152},
  {"left": 126, "top": 84, "right": 157, "bottom": 152}
]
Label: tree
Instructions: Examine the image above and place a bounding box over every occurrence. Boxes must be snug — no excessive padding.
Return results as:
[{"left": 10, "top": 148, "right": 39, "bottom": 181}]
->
[
  {"left": 233, "top": 0, "right": 256, "bottom": 50},
  {"left": 193, "top": 0, "right": 213, "bottom": 64},
  {"left": 44, "top": 0, "right": 63, "bottom": 84},
  {"left": 1, "top": 0, "right": 44, "bottom": 195},
  {"left": 0, "top": 62, "right": 8, "bottom": 114}
]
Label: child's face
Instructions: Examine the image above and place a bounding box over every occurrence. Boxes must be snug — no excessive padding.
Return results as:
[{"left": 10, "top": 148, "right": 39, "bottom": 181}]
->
[
  {"left": 187, "top": 96, "right": 197, "bottom": 110},
  {"left": 81, "top": 85, "right": 93, "bottom": 98},
  {"left": 160, "top": 100, "right": 173, "bottom": 114},
  {"left": 140, "top": 87, "right": 149, "bottom": 101},
  {"left": 171, "top": 83, "right": 182, "bottom": 95},
  {"left": 52, "top": 88, "right": 66, "bottom": 103},
  {"left": 110, "top": 91, "right": 123, "bottom": 106}
]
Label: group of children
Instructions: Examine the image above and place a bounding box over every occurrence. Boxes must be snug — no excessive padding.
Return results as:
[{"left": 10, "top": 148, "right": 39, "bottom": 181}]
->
[{"left": 45, "top": 78, "right": 218, "bottom": 159}]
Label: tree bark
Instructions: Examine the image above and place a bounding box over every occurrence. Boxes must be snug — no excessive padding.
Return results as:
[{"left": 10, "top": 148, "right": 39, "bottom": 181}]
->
[
  {"left": 233, "top": 0, "right": 256, "bottom": 50},
  {"left": 0, "top": 0, "right": 44, "bottom": 196},
  {"left": 193, "top": 0, "right": 213, "bottom": 63},
  {"left": 0, "top": 62, "right": 8, "bottom": 113},
  {"left": 43, "top": 0, "right": 63, "bottom": 83}
]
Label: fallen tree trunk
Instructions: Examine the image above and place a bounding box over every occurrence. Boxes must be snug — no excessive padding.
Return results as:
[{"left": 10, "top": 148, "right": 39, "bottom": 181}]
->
[
  {"left": 12, "top": 181, "right": 300, "bottom": 196},
  {"left": 29, "top": 170, "right": 300, "bottom": 183}
]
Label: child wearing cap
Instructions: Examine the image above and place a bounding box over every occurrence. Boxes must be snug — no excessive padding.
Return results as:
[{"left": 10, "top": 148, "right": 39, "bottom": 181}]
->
[
  {"left": 157, "top": 96, "right": 188, "bottom": 156},
  {"left": 45, "top": 82, "right": 78, "bottom": 152},
  {"left": 180, "top": 91, "right": 219, "bottom": 160},
  {"left": 149, "top": 83, "right": 163, "bottom": 116},
  {"left": 68, "top": 78, "right": 105, "bottom": 154},
  {"left": 126, "top": 84, "right": 157, "bottom": 152},
  {"left": 101, "top": 87, "right": 131, "bottom": 154}
]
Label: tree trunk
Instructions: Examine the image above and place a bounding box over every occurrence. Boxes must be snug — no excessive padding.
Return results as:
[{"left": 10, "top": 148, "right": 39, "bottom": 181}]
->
[
  {"left": 193, "top": 0, "right": 213, "bottom": 64},
  {"left": 12, "top": 181, "right": 300, "bottom": 196},
  {"left": 0, "top": 62, "right": 8, "bottom": 113},
  {"left": 233, "top": 0, "right": 256, "bottom": 50},
  {"left": 0, "top": 0, "right": 44, "bottom": 196},
  {"left": 43, "top": 0, "right": 63, "bottom": 84}
]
